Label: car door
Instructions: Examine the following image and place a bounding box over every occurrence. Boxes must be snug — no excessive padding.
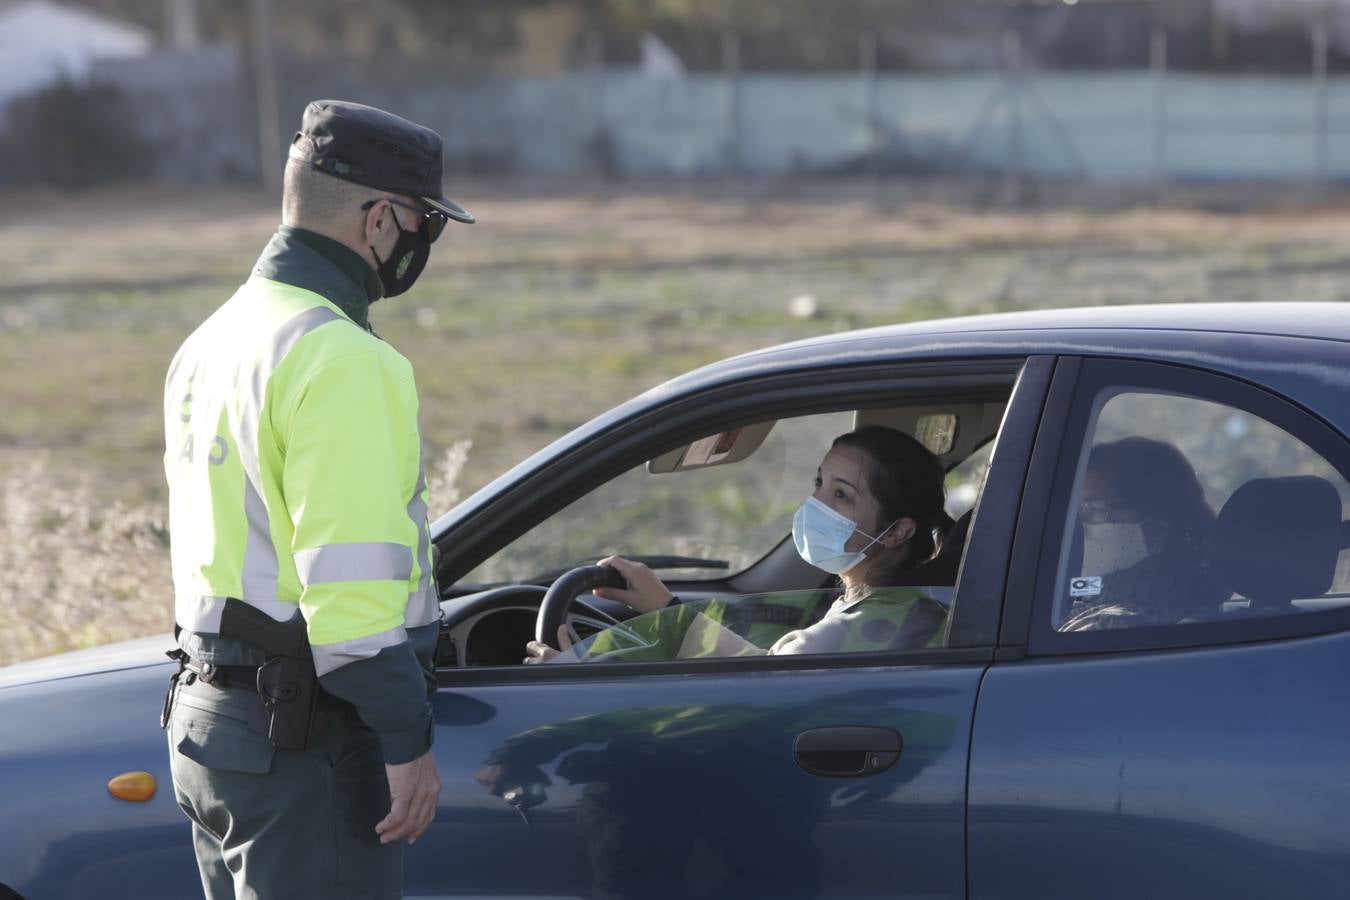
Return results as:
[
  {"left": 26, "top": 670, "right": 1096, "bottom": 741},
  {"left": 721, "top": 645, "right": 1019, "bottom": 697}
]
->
[
  {"left": 968, "top": 356, "right": 1350, "bottom": 899},
  {"left": 404, "top": 356, "right": 1053, "bottom": 900}
]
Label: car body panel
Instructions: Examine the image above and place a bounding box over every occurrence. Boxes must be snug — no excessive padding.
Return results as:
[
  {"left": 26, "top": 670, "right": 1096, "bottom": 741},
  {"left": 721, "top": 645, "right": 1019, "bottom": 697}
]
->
[
  {"left": 413, "top": 665, "right": 984, "bottom": 899},
  {"left": 0, "top": 650, "right": 985, "bottom": 900},
  {"left": 0, "top": 663, "right": 200, "bottom": 899},
  {"left": 967, "top": 630, "right": 1350, "bottom": 898},
  {"left": 963, "top": 330, "right": 1350, "bottom": 898},
  {"left": 0, "top": 635, "right": 174, "bottom": 690},
  {"left": 6, "top": 303, "right": 1350, "bottom": 898}
]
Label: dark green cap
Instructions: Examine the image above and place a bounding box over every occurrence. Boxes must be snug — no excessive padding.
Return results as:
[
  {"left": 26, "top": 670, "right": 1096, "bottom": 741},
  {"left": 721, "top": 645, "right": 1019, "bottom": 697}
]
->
[{"left": 288, "top": 99, "right": 474, "bottom": 224}]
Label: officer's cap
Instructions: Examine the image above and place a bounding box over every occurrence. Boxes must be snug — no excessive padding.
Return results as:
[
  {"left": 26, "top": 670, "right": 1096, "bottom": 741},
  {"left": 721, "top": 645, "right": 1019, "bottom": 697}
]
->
[{"left": 288, "top": 99, "right": 474, "bottom": 224}]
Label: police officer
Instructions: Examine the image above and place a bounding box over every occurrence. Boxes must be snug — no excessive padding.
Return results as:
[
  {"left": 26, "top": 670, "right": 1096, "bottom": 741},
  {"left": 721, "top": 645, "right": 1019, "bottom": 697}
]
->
[{"left": 162, "top": 99, "right": 473, "bottom": 899}]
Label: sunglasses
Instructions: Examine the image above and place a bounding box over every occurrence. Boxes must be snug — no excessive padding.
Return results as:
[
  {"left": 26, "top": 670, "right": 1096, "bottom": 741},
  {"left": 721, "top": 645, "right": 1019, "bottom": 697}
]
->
[{"left": 361, "top": 197, "right": 449, "bottom": 243}]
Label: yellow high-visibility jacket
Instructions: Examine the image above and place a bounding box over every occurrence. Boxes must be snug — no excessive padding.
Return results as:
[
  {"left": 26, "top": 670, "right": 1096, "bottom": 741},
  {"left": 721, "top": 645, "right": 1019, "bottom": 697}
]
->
[{"left": 164, "top": 227, "right": 438, "bottom": 763}]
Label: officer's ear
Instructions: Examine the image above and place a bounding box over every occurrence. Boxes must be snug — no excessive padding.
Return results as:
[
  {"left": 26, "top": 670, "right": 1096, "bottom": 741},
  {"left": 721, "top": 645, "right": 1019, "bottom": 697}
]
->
[{"left": 363, "top": 199, "right": 391, "bottom": 246}]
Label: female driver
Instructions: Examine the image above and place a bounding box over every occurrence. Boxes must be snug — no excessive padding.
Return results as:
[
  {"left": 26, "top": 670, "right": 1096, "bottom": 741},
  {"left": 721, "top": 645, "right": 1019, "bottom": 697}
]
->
[{"left": 525, "top": 424, "right": 951, "bottom": 662}]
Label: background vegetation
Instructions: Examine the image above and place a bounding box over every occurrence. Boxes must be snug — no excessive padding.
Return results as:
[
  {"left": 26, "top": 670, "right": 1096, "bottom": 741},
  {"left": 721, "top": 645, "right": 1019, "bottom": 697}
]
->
[
  {"left": 79, "top": 0, "right": 1350, "bottom": 73},
  {"left": 4, "top": 177, "right": 1350, "bottom": 664}
]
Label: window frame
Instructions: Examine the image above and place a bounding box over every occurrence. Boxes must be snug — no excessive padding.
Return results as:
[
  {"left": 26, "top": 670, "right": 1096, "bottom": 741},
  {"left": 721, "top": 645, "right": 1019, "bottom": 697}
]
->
[
  {"left": 1018, "top": 357, "right": 1350, "bottom": 658},
  {"left": 435, "top": 355, "right": 1056, "bottom": 686}
]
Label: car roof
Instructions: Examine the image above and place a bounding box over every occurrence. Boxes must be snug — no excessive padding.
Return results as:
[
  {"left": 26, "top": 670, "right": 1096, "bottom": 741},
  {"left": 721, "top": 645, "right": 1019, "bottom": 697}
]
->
[
  {"left": 726, "top": 301, "right": 1336, "bottom": 365},
  {"left": 638, "top": 301, "right": 1333, "bottom": 402},
  {"left": 871, "top": 301, "right": 1332, "bottom": 339},
  {"left": 434, "top": 302, "right": 1341, "bottom": 537}
]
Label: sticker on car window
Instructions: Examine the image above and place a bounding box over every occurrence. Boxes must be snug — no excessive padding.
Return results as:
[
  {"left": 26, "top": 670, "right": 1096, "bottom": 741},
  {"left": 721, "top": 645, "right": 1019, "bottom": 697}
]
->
[{"left": 1070, "top": 576, "right": 1103, "bottom": 598}]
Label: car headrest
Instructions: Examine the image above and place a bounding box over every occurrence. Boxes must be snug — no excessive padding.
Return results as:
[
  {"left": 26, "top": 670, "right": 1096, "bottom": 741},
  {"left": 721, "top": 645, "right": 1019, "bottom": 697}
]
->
[
  {"left": 1209, "top": 475, "right": 1344, "bottom": 606},
  {"left": 938, "top": 509, "right": 973, "bottom": 559},
  {"left": 894, "top": 509, "right": 974, "bottom": 588}
]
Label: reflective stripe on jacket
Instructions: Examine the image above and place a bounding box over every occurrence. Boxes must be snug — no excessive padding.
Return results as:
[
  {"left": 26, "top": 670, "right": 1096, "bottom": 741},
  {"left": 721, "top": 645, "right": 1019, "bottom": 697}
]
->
[{"left": 164, "top": 230, "right": 438, "bottom": 762}]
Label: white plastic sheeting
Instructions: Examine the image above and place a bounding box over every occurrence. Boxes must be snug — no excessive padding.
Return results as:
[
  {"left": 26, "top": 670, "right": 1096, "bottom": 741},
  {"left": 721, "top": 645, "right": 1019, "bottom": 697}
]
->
[{"left": 0, "top": 0, "right": 152, "bottom": 117}]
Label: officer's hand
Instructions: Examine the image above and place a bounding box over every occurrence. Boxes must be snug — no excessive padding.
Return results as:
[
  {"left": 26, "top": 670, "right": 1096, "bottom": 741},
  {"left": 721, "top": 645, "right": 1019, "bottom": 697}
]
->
[
  {"left": 592, "top": 556, "right": 673, "bottom": 613},
  {"left": 377, "top": 750, "right": 441, "bottom": 844}
]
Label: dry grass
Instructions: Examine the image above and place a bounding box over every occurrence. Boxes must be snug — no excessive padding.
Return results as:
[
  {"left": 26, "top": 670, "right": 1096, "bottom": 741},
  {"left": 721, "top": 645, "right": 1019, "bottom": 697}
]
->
[
  {"left": 0, "top": 456, "right": 170, "bottom": 664},
  {"left": 0, "top": 444, "right": 474, "bottom": 666},
  {"left": 5, "top": 176, "right": 1350, "bottom": 665}
]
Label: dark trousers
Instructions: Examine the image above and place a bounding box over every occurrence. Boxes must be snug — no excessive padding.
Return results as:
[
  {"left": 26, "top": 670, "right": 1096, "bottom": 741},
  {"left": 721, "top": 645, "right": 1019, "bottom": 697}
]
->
[{"left": 166, "top": 675, "right": 403, "bottom": 899}]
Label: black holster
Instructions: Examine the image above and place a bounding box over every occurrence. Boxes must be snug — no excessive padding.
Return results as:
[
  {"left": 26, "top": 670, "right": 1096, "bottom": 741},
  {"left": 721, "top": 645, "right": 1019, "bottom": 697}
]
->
[
  {"left": 247, "top": 655, "right": 321, "bottom": 751},
  {"left": 218, "top": 599, "right": 323, "bottom": 752}
]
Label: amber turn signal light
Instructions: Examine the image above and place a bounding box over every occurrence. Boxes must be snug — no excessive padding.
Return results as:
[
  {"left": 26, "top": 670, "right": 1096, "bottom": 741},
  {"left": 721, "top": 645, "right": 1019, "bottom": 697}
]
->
[{"left": 107, "top": 771, "right": 157, "bottom": 802}]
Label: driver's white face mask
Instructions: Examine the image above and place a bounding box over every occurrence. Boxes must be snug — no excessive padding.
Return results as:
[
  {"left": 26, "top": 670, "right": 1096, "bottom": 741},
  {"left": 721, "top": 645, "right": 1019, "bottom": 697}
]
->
[
  {"left": 792, "top": 496, "right": 894, "bottom": 575},
  {"left": 1081, "top": 521, "right": 1150, "bottom": 576}
]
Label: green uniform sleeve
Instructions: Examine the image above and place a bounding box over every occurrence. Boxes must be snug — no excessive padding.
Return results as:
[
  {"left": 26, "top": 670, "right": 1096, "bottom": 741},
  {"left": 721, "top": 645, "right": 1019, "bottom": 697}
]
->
[{"left": 318, "top": 622, "right": 439, "bottom": 764}]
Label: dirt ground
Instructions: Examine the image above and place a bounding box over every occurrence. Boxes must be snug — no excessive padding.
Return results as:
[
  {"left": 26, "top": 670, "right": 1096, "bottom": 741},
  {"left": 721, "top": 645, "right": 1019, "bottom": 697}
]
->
[{"left": 3, "top": 175, "right": 1350, "bottom": 663}]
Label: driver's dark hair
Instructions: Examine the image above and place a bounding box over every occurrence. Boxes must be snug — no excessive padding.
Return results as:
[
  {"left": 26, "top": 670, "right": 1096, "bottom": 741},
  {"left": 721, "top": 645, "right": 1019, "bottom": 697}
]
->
[{"left": 831, "top": 425, "right": 947, "bottom": 585}]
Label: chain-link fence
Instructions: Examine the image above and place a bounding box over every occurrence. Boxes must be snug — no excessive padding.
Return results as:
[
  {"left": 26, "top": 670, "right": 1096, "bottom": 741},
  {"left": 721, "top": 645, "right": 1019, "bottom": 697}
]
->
[{"left": 9, "top": 11, "right": 1350, "bottom": 186}]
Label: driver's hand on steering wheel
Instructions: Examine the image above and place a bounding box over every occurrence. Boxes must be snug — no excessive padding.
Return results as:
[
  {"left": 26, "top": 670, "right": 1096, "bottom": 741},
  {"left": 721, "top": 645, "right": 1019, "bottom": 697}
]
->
[
  {"left": 592, "top": 556, "right": 674, "bottom": 614},
  {"left": 524, "top": 625, "right": 573, "bottom": 664}
]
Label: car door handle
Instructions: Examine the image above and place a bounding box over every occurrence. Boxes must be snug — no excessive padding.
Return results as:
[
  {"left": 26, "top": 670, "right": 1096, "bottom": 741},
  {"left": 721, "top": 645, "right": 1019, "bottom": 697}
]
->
[{"left": 793, "top": 726, "right": 902, "bottom": 777}]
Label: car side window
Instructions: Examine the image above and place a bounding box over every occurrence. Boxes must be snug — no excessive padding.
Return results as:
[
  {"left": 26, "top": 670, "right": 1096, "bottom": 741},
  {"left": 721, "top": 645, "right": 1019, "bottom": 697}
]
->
[
  {"left": 1052, "top": 389, "right": 1350, "bottom": 633},
  {"left": 464, "top": 411, "right": 855, "bottom": 585}
]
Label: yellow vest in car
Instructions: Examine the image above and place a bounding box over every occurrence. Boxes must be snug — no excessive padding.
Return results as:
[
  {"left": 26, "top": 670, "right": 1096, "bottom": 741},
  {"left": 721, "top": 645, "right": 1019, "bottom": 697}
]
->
[{"left": 581, "top": 588, "right": 945, "bottom": 660}]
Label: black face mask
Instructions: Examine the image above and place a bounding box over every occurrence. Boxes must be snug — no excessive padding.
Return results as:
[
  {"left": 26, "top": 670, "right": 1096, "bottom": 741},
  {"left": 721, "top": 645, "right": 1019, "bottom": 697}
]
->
[{"left": 370, "top": 208, "right": 431, "bottom": 298}]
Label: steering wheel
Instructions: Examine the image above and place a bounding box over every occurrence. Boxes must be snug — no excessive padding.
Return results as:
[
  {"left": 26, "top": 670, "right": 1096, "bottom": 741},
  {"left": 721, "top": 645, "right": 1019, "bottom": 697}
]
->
[{"left": 535, "top": 564, "right": 628, "bottom": 650}]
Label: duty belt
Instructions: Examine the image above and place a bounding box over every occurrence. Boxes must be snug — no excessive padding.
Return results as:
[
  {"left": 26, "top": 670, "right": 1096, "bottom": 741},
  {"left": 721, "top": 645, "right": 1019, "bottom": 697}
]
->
[
  {"left": 161, "top": 647, "right": 328, "bottom": 751},
  {"left": 198, "top": 663, "right": 260, "bottom": 690}
]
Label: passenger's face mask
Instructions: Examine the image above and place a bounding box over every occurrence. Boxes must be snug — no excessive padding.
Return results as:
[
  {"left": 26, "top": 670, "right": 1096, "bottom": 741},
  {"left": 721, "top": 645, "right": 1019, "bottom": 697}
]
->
[
  {"left": 371, "top": 207, "right": 431, "bottom": 298},
  {"left": 792, "top": 496, "right": 895, "bottom": 575},
  {"left": 1081, "top": 521, "right": 1151, "bottom": 576}
]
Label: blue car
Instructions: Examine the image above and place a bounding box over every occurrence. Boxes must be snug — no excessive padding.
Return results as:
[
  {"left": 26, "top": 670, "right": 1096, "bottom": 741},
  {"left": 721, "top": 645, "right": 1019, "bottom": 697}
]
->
[{"left": 4, "top": 303, "right": 1350, "bottom": 899}]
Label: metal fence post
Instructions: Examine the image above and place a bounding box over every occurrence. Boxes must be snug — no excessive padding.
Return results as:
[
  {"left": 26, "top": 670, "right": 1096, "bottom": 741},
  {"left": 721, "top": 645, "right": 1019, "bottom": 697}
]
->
[
  {"left": 587, "top": 30, "right": 603, "bottom": 127},
  {"left": 1313, "top": 21, "right": 1330, "bottom": 181},
  {"left": 723, "top": 31, "right": 742, "bottom": 176},
  {"left": 585, "top": 29, "right": 608, "bottom": 176},
  {"left": 249, "top": 0, "right": 281, "bottom": 192},
  {"left": 1151, "top": 25, "right": 1168, "bottom": 184},
  {"left": 575, "top": 30, "right": 612, "bottom": 178},
  {"left": 861, "top": 33, "right": 880, "bottom": 178},
  {"left": 1004, "top": 30, "right": 1024, "bottom": 201},
  {"left": 166, "top": 0, "right": 200, "bottom": 50}
]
